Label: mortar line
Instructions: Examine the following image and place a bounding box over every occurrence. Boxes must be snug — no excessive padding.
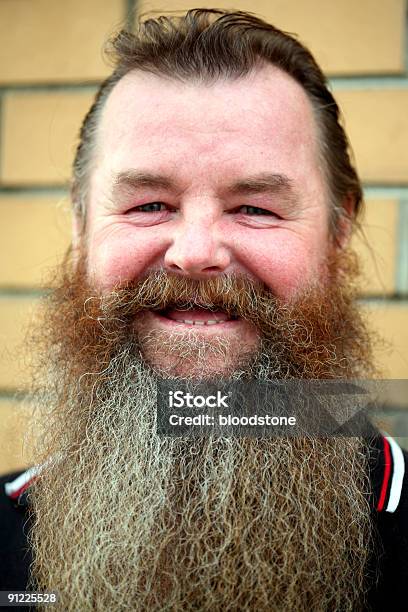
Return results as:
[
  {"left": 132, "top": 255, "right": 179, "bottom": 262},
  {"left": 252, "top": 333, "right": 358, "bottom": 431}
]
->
[
  {"left": 397, "top": 199, "right": 408, "bottom": 294},
  {"left": 330, "top": 76, "right": 408, "bottom": 89},
  {"left": 0, "top": 83, "right": 99, "bottom": 94},
  {"left": 0, "top": 288, "right": 48, "bottom": 298}
]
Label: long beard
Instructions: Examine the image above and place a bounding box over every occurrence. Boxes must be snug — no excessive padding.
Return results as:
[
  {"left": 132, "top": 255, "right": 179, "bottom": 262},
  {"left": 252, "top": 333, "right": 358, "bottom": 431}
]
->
[{"left": 26, "top": 248, "right": 377, "bottom": 611}]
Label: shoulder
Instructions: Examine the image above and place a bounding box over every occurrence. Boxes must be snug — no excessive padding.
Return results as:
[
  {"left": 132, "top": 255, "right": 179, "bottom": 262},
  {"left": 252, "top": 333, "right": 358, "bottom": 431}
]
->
[
  {"left": 373, "top": 434, "right": 408, "bottom": 543},
  {"left": 0, "top": 468, "right": 35, "bottom": 590},
  {"left": 368, "top": 435, "right": 408, "bottom": 611}
]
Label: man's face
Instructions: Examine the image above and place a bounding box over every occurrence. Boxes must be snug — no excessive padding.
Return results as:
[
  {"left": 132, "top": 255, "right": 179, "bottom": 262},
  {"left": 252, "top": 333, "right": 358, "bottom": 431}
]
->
[
  {"left": 81, "top": 65, "right": 331, "bottom": 375},
  {"left": 29, "top": 65, "right": 376, "bottom": 610}
]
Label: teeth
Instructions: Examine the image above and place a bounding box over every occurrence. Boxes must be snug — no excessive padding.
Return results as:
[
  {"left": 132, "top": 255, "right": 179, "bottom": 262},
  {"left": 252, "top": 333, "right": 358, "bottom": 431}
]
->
[{"left": 175, "top": 319, "right": 225, "bottom": 325}]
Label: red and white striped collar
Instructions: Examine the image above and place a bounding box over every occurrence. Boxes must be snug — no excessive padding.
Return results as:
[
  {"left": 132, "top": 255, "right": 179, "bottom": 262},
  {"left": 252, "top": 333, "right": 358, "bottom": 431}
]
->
[
  {"left": 375, "top": 434, "right": 406, "bottom": 513},
  {"left": 4, "top": 464, "right": 42, "bottom": 501}
]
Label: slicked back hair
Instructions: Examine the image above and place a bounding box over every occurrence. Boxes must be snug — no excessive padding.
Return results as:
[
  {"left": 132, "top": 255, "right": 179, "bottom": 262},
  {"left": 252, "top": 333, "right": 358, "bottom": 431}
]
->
[{"left": 71, "top": 8, "right": 363, "bottom": 238}]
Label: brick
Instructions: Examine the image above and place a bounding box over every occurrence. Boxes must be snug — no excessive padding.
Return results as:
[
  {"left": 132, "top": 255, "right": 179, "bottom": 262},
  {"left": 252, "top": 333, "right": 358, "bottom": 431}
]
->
[
  {"left": 0, "top": 399, "right": 32, "bottom": 475},
  {"left": 0, "top": 195, "right": 72, "bottom": 287},
  {"left": 0, "top": 0, "right": 124, "bottom": 84},
  {"left": 137, "top": 0, "right": 406, "bottom": 75},
  {"left": 376, "top": 381, "right": 408, "bottom": 411},
  {"left": 336, "top": 90, "right": 408, "bottom": 184},
  {"left": 0, "top": 298, "right": 39, "bottom": 390},
  {"left": 352, "top": 199, "right": 398, "bottom": 296},
  {"left": 363, "top": 303, "right": 408, "bottom": 378},
  {"left": 372, "top": 413, "right": 408, "bottom": 449},
  {"left": 1, "top": 91, "right": 95, "bottom": 185}
]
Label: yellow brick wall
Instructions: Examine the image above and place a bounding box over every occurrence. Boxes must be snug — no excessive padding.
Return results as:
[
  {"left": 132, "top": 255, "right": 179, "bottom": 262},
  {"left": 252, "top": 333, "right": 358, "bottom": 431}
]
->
[{"left": 0, "top": 0, "right": 407, "bottom": 472}]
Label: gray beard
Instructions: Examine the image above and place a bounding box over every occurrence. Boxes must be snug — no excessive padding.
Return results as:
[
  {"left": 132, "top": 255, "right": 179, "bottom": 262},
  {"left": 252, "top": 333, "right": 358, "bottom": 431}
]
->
[{"left": 27, "top": 337, "right": 374, "bottom": 611}]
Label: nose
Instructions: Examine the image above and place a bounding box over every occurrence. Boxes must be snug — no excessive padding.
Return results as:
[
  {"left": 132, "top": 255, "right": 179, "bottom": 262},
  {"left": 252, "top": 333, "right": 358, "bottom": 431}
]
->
[{"left": 164, "top": 220, "right": 231, "bottom": 279}]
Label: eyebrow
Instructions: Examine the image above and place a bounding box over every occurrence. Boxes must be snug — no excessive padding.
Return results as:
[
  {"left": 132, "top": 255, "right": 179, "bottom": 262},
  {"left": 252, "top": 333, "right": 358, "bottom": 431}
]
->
[
  {"left": 112, "top": 170, "right": 297, "bottom": 203},
  {"left": 225, "top": 172, "right": 295, "bottom": 197},
  {"left": 113, "top": 170, "right": 175, "bottom": 193}
]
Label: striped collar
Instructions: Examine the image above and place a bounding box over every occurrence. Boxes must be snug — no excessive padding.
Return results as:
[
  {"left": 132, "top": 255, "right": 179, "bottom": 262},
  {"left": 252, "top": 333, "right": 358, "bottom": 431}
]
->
[
  {"left": 4, "top": 464, "right": 42, "bottom": 505},
  {"left": 4, "top": 434, "right": 406, "bottom": 513},
  {"left": 370, "top": 433, "right": 406, "bottom": 513}
]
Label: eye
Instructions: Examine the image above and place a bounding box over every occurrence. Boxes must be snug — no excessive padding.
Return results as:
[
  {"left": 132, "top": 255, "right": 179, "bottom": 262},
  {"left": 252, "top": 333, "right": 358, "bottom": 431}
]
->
[
  {"left": 131, "top": 202, "right": 167, "bottom": 212},
  {"left": 238, "top": 205, "right": 276, "bottom": 216}
]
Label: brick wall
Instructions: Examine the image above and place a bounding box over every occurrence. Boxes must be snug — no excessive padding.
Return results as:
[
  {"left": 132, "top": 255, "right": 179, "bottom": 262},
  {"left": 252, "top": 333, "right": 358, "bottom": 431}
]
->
[{"left": 0, "top": 0, "right": 407, "bottom": 472}]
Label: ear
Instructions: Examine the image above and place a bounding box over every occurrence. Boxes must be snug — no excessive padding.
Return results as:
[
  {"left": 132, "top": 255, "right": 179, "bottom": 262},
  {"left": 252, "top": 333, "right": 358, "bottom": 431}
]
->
[
  {"left": 333, "top": 194, "right": 356, "bottom": 250},
  {"left": 70, "top": 177, "right": 85, "bottom": 264},
  {"left": 71, "top": 210, "right": 84, "bottom": 267}
]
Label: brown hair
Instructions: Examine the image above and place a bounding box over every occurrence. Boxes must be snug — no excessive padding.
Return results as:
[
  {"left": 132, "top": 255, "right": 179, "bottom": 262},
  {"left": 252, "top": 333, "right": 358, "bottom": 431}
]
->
[{"left": 71, "top": 8, "right": 363, "bottom": 237}]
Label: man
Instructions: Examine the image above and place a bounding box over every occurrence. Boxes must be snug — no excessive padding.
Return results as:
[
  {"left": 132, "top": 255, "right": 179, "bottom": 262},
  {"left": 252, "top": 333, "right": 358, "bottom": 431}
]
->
[{"left": 0, "top": 8, "right": 407, "bottom": 611}]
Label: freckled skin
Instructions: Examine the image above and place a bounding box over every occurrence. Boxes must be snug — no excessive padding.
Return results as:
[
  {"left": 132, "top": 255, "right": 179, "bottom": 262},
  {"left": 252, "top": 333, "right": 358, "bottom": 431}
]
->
[{"left": 76, "top": 65, "right": 333, "bottom": 368}]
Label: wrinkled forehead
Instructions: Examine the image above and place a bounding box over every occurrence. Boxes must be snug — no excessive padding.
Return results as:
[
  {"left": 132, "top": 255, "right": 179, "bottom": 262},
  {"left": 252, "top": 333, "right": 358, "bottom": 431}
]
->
[{"left": 95, "top": 64, "right": 322, "bottom": 173}]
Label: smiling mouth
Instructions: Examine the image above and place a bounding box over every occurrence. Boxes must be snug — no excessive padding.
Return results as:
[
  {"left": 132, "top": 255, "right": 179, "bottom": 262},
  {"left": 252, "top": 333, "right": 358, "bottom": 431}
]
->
[{"left": 154, "top": 306, "right": 239, "bottom": 326}]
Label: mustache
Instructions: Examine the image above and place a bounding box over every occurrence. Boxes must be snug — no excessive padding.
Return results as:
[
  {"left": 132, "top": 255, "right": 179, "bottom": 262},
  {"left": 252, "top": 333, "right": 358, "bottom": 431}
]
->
[{"left": 87, "top": 270, "right": 281, "bottom": 324}]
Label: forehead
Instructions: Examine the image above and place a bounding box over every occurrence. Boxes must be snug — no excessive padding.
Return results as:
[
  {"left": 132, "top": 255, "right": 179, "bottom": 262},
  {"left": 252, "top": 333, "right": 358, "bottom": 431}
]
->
[{"left": 95, "top": 64, "right": 322, "bottom": 189}]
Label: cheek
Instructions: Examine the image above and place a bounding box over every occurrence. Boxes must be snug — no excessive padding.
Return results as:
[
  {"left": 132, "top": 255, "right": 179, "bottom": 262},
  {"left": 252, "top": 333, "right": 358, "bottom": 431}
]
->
[
  {"left": 86, "top": 227, "right": 162, "bottom": 290},
  {"left": 236, "top": 231, "right": 327, "bottom": 299}
]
